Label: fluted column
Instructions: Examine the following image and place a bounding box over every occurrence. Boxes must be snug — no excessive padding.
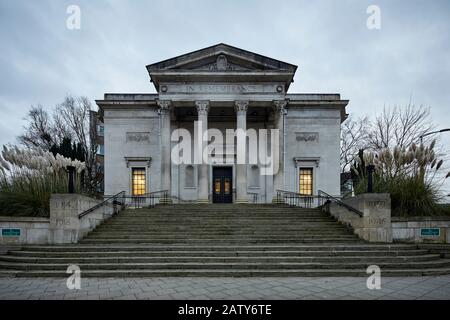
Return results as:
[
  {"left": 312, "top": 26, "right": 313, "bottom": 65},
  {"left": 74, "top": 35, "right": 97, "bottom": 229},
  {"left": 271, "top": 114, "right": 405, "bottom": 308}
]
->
[
  {"left": 272, "top": 100, "right": 287, "bottom": 203},
  {"left": 235, "top": 100, "right": 249, "bottom": 203},
  {"left": 157, "top": 100, "right": 172, "bottom": 204},
  {"left": 196, "top": 100, "right": 210, "bottom": 203}
]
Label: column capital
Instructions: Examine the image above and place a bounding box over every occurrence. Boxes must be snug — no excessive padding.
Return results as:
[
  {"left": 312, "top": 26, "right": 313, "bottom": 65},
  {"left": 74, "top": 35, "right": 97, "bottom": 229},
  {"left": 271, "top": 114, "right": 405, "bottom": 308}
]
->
[
  {"left": 234, "top": 100, "right": 249, "bottom": 115},
  {"left": 195, "top": 100, "right": 210, "bottom": 115},
  {"left": 157, "top": 100, "right": 172, "bottom": 115},
  {"left": 273, "top": 100, "right": 288, "bottom": 115}
]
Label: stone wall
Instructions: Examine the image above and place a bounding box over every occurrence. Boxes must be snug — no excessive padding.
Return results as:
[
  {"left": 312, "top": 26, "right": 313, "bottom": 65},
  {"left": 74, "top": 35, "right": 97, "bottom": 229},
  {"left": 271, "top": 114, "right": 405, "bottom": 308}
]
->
[
  {"left": 392, "top": 217, "right": 450, "bottom": 243},
  {"left": 285, "top": 107, "right": 342, "bottom": 197},
  {"left": 103, "top": 107, "right": 161, "bottom": 196},
  {"left": 0, "top": 216, "right": 50, "bottom": 245},
  {"left": 327, "top": 193, "right": 392, "bottom": 242},
  {"left": 0, "top": 194, "right": 120, "bottom": 245},
  {"left": 49, "top": 194, "right": 118, "bottom": 244}
]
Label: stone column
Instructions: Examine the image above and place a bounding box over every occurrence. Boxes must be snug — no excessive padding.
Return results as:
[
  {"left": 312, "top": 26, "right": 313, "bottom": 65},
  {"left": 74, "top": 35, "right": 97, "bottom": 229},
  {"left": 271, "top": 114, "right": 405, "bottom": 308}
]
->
[
  {"left": 272, "top": 100, "right": 287, "bottom": 203},
  {"left": 157, "top": 100, "right": 172, "bottom": 204},
  {"left": 196, "top": 101, "right": 210, "bottom": 203},
  {"left": 235, "top": 100, "right": 249, "bottom": 203}
]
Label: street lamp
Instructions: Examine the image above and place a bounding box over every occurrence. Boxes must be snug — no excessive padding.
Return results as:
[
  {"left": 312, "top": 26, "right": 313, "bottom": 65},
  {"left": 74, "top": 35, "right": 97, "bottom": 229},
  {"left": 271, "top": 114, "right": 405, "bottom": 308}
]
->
[{"left": 420, "top": 128, "right": 450, "bottom": 144}]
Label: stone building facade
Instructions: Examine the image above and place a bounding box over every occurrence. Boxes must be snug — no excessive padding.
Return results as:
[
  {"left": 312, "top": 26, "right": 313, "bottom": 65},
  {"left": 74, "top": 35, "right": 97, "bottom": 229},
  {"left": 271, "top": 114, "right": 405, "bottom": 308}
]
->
[{"left": 96, "top": 44, "right": 348, "bottom": 203}]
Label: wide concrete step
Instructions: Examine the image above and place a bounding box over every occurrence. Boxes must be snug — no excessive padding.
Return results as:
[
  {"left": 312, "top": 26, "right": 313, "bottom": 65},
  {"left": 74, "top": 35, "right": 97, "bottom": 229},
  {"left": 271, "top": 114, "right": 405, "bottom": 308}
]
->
[
  {"left": 5, "top": 268, "right": 450, "bottom": 277},
  {"left": 102, "top": 220, "right": 340, "bottom": 224},
  {"left": 16, "top": 244, "right": 421, "bottom": 252},
  {"left": 119, "top": 214, "right": 330, "bottom": 217},
  {"left": 96, "top": 224, "right": 349, "bottom": 229},
  {"left": 87, "top": 231, "right": 354, "bottom": 237},
  {"left": 86, "top": 232, "right": 354, "bottom": 238},
  {"left": 80, "top": 238, "right": 362, "bottom": 244},
  {"left": 93, "top": 228, "right": 352, "bottom": 234},
  {"left": 7, "top": 249, "right": 431, "bottom": 258},
  {"left": 103, "top": 222, "right": 339, "bottom": 226},
  {"left": 0, "top": 254, "right": 440, "bottom": 264},
  {"left": 83, "top": 237, "right": 358, "bottom": 242},
  {"left": 2, "top": 259, "right": 450, "bottom": 271},
  {"left": 2, "top": 204, "right": 449, "bottom": 277}
]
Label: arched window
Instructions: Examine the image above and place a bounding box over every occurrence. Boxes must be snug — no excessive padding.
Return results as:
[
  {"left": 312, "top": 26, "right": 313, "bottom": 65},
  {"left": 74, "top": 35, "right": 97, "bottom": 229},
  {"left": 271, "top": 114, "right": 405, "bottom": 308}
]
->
[{"left": 185, "top": 165, "right": 195, "bottom": 188}]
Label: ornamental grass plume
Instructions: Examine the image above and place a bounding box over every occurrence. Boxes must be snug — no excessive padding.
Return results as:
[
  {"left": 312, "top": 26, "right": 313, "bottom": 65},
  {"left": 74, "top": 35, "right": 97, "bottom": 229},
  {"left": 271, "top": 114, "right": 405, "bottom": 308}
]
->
[
  {"left": 0, "top": 145, "right": 85, "bottom": 217},
  {"left": 352, "top": 139, "right": 449, "bottom": 216}
]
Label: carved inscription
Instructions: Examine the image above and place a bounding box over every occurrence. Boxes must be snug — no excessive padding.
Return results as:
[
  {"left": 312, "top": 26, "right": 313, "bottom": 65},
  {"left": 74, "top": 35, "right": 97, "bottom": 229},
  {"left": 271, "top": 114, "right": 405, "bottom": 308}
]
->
[
  {"left": 368, "top": 217, "right": 387, "bottom": 226},
  {"left": 187, "top": 84, "right": 258, "bottom": 94},
  {"left": 126, "top": 132, "right": 151, "bottom": 143},
  {"left": 296, "top": 132, "right": 319, "bottom": 142},
  {"left": 367, "top": 201, "right": 386, "bottom": 209},
  {"left": 164, "top": 84, "right": 281, "bottom": 95}
]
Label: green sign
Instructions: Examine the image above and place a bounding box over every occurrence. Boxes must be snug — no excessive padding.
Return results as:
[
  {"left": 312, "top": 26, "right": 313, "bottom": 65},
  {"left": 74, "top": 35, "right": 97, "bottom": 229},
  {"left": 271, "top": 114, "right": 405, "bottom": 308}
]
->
[
  {"left": 420, "top": 228, "right": 440, "bottom": 236},
  {"left": 1, "top": 228, "right": 21, "bottom": 237}
]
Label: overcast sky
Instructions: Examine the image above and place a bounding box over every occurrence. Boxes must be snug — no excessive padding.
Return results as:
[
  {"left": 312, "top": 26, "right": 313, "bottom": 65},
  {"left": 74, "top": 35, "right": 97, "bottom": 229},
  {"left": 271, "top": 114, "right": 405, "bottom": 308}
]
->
[{"left": 0, "top": 0, "right": 449, "bottom": 191}]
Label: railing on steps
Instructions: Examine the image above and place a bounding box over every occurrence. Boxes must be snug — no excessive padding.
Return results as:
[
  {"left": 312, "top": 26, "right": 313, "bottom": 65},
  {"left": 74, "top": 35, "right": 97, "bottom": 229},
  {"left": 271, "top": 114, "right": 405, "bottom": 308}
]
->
[
  {"left": 124, "top": 190, "right": 170, "bottom": 208},
  {"left": 248, "top": 192, "right": 259, "bottom": 204},
  {"left": 318, "top": 190, "right": 363, "bottom": 217},
  {"left": 78, "top": 191, "right": 126, "bottom": 219},
  {"left": 275, "top": 190, "right": 319, "bottom": 208},
  {"left": 99, "top": 190, "right": 170, "bottom": 209}
]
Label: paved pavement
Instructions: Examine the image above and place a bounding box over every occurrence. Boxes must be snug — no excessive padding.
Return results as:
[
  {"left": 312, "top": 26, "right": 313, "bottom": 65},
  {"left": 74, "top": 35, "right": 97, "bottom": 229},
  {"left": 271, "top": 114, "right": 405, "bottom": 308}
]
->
[{"left": 0, "top": 276, "right": 449, "bottom": 300}]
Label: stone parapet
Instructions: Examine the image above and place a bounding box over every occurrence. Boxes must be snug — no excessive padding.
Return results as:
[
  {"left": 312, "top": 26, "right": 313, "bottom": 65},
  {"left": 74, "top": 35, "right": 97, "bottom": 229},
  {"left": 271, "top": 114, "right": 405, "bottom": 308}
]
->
[
  {"left": 49, "top": 194, "right": 118, "bottom": 244},
  {"left": 327, "top": 193, "right": 392, "bottom": 243},
  {"left": 0, "top": 216, "right": 50, "bottom": 245},
  {"left": 392, "top": 216, "right": 450, "bottom": 243}
]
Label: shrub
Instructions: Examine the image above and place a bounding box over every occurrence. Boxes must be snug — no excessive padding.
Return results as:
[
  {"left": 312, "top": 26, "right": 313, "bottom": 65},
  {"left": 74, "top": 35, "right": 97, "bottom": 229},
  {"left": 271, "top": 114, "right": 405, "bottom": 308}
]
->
[
  {"left": 352, "top": 141, "right": 449, "bottom": 217},
  {"left": 0, "top": 145, "right": 85, "bottom": 217}
]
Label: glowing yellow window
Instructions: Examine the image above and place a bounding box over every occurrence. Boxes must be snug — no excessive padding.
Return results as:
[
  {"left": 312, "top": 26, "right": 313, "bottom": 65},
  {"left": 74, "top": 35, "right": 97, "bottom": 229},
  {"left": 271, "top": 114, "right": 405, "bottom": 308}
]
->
[
  {"left": 214, "top": 178, "right": 221, "bottom": 194},
  {"left": 299, "top": 168, "right": 313, "bottom": 196},
  {"left": 132, "top": 168, "right": 146, "bottom": 196},
  {"left": 224, "top": 178, "right": 231, "bottom": 195}
]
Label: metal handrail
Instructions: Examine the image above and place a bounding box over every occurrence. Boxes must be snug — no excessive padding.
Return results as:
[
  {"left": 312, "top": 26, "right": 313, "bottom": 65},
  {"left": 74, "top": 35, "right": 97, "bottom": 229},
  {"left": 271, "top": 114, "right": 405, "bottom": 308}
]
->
[
  {"left": 275, "top": 189, "right": 320, "bottom": 208},
  {"left": 127, "top": 190, "right": 169, "bottom": 208},
  {"left": 141, "top": 190, "right": 169, "bottom": 198},
  {"left": 318, "top": 190, "right": 363, "bottom": 217},
  {"left": 78, "top": 191, "right": 125, "bottom": 219},
  {"left": 247, "top": 192, "right": 259, "bottom": 204}
]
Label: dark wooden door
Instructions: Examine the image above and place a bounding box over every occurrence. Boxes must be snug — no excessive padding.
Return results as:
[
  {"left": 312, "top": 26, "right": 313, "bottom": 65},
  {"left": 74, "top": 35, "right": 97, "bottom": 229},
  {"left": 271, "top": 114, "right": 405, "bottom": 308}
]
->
[{"left": 212, "top": 167, "right": 233, "bottom": 203}]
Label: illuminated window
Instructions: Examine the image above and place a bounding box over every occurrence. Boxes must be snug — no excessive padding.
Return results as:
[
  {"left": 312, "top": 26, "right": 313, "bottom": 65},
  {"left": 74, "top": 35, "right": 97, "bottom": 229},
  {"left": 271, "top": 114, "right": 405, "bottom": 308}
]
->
[
  {"left": 132, "top": 168, "right": 146, "bottom": 196},
  {"left": 214, "top": 178, "right": 221, "bottom": 194},
  {"left": 224, "top": 178, "right": 231, "bottom": 194},
  {"left": 299, "top": 168, "right": 313, "bottom": 196}
]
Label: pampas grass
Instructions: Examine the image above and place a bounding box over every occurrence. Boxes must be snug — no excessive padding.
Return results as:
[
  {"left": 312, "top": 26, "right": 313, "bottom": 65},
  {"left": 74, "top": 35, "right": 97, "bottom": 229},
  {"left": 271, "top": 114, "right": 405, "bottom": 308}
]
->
[{"left": 0, "top": 145, "right": 85, "bottom": 216}]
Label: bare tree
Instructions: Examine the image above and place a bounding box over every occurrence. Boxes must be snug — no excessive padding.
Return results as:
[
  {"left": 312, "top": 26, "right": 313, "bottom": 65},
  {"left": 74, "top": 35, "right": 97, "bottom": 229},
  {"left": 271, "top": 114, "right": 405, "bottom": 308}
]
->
[
  {"left": 18, "top": 95, "right": 100, "bottom": 194},
  {"left": 55, "top": 96, "right": 99, "bottom": 193},
  {"left": 340, "top": 116, "right": 370, "bottom": 172},
  {"left": 367, "top": 104, "right": 434, "bottom": 150},
  {"left": 18, "top": 105, "right": 54, "bottom": 150},
  {"left": 19, "top": 105, "right": 73, "bottom": 150}
]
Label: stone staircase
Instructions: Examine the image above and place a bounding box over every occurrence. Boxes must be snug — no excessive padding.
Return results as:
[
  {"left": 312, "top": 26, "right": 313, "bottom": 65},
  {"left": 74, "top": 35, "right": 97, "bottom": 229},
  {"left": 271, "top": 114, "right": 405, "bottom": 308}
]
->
[{"left": 1, "top": 204, "right": 450, "bottom": 277}]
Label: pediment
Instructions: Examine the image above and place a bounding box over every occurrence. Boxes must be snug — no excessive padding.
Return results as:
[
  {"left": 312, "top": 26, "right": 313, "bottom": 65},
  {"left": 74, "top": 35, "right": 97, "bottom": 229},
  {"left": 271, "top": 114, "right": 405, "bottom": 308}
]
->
[
  {"left": 146, "top": 43, "right": 297, "bottom": 73},
  {"left": 183, "top": 55, "right": 254, "bottom": 72},
  {"left": 146, "top": 43, "right": 298, "bottom": 91}
]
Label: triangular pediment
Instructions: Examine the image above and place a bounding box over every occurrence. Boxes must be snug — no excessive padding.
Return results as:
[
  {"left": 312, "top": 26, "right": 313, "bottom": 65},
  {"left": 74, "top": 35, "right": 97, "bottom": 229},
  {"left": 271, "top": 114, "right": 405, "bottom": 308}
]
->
[{"left": 146, "top": 43, "right": 297, "bottom": 73}]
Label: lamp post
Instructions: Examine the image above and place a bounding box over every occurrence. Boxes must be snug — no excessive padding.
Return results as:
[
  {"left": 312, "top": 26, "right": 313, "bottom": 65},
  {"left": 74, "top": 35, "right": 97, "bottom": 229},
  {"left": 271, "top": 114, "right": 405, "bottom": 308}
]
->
[
  {"left": 367, "top": 165, "right": 375, "bottom": 193},
  {"left": 419, "top": 128, "right": 450, "bottom": 144},
  {"left": 67, "top": 166, "right": 75, "bottom": 194}
]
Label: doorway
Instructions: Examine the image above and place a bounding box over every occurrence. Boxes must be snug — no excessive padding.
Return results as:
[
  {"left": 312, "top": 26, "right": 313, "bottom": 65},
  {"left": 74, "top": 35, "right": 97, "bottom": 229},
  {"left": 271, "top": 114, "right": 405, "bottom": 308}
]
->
[{"left": 212, "top": 167, "right": 233, "bottom": 203}]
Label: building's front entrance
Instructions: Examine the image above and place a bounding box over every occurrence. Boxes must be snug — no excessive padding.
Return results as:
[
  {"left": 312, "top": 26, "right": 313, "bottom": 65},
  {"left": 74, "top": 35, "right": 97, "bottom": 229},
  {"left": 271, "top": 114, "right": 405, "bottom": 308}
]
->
[{"left": 212, "top": 167, "right": 233, "bottom": 203}]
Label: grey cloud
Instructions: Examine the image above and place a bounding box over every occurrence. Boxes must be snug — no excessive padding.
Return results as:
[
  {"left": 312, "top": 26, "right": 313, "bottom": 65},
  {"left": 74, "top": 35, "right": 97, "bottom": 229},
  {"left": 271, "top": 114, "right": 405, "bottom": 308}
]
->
[{"left": 0, "top": 0, "right": 449, "bottom": 191}]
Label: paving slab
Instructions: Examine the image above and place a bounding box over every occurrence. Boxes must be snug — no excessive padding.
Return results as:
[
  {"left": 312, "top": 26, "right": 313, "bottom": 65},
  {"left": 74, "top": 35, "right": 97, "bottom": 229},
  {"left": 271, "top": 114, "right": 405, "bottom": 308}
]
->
[{"left": 0, "top": 276, "right": 449, "bottom": 300}]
